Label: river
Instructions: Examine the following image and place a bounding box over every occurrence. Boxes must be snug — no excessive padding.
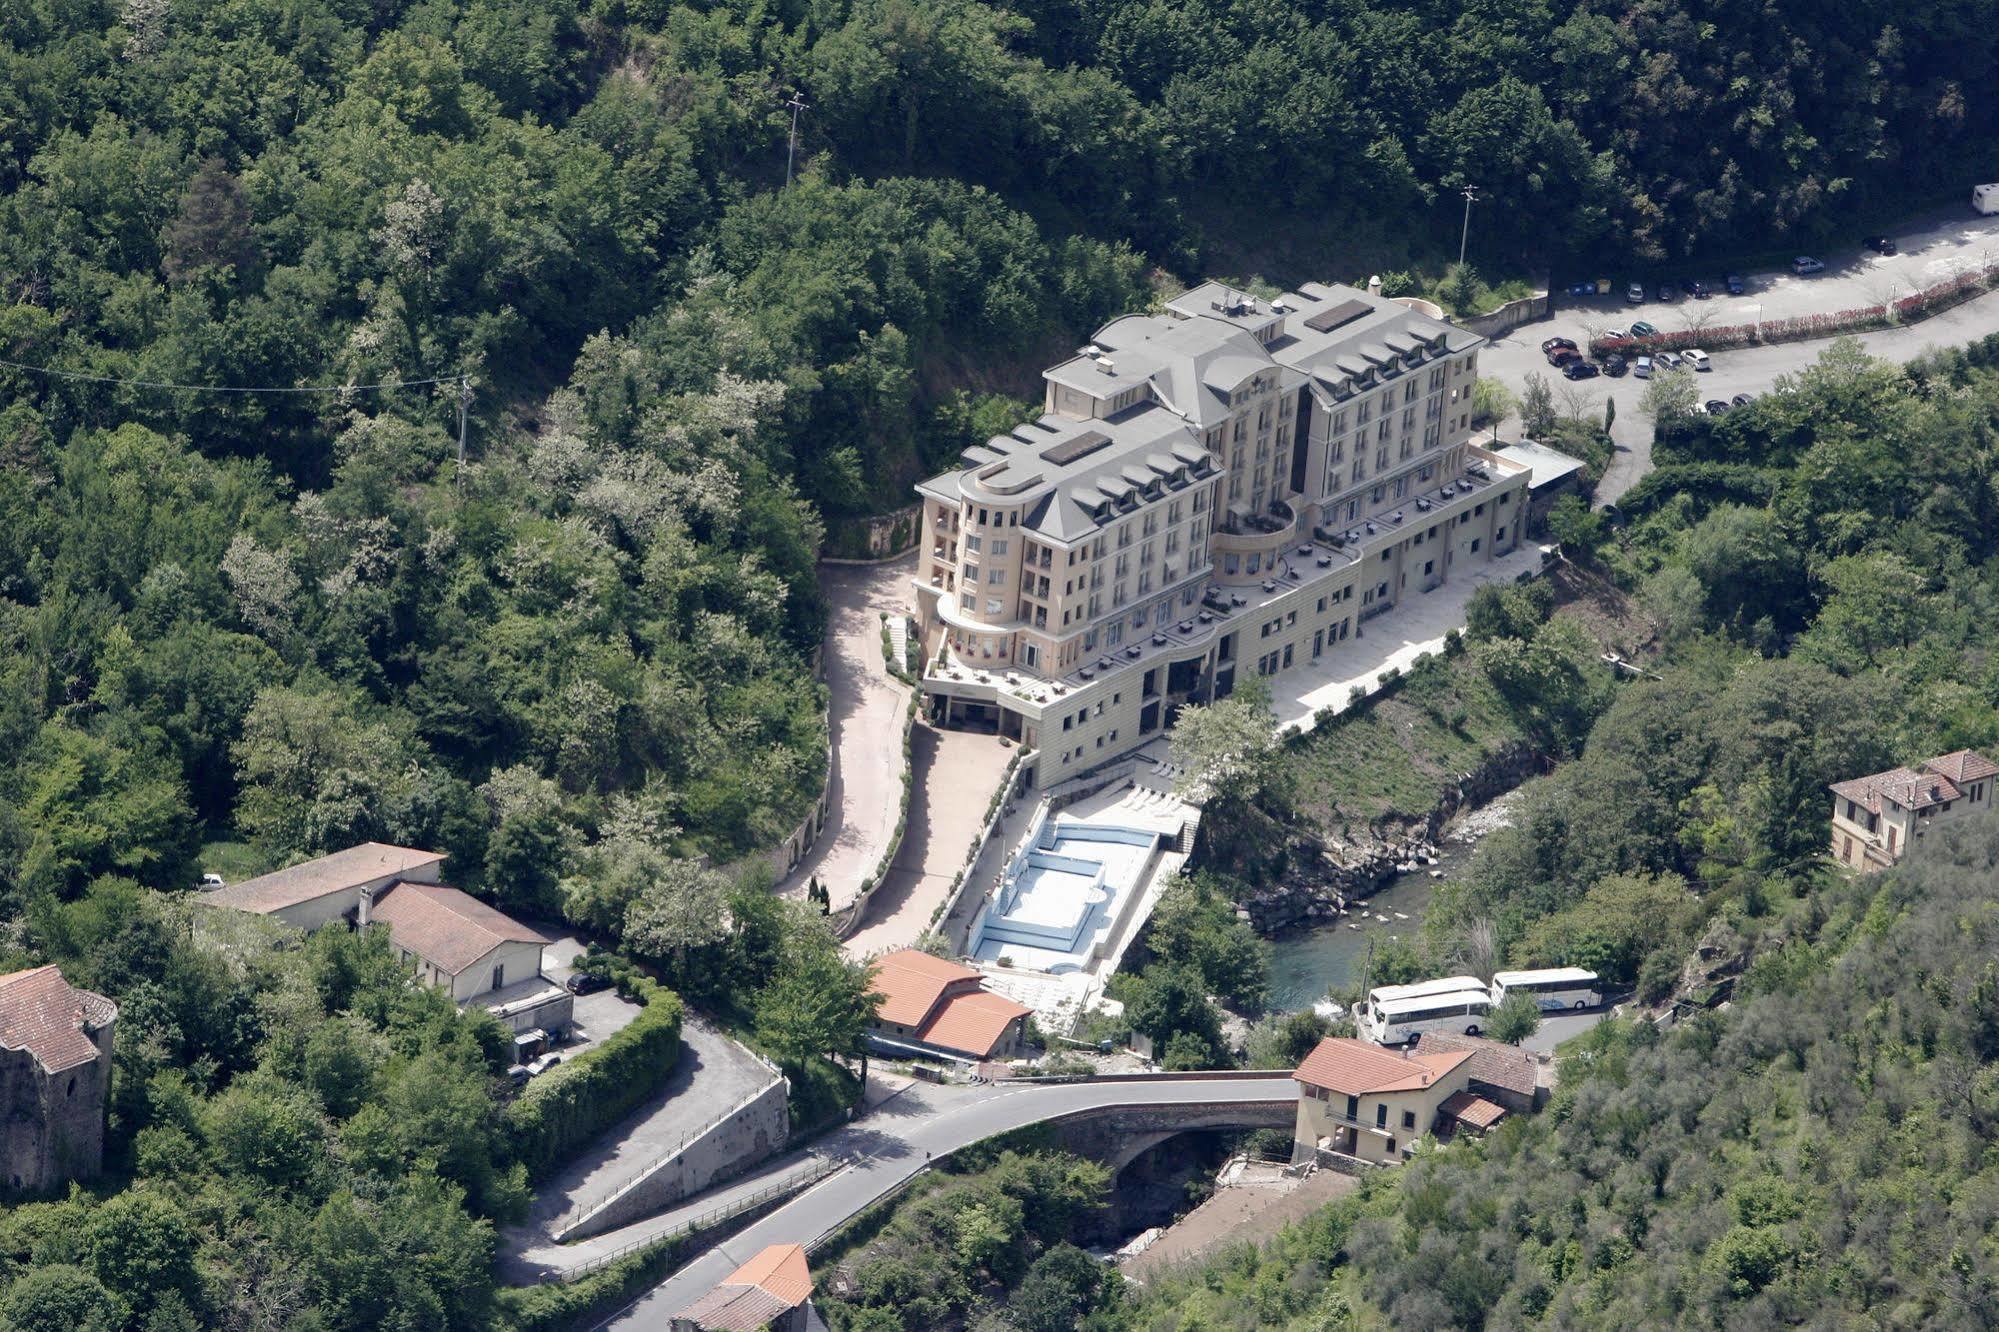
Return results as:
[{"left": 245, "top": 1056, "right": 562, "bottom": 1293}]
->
[{"left": 1264, "top": 790, "right": 1520, "bottom": 1012}]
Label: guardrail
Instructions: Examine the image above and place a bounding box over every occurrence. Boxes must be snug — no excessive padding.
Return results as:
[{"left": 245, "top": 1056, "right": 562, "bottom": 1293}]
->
[{"left": 551, "top": 1154, "right": 845, "bottom": 1283}]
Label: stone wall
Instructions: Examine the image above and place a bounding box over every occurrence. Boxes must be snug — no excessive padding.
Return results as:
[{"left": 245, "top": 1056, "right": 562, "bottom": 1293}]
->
[
  {"left": 1240, "top": 742, "right": 1545, "bottom": 934},
  {"left": 1459, "top": 290, "right": 1552, "bottom": 340},
  {"left": 558, "top": 1074, "right": 790, "bottom": 1241},
  {"left": 0, "top": 1026, "right": 113, "bottom": 1195}
]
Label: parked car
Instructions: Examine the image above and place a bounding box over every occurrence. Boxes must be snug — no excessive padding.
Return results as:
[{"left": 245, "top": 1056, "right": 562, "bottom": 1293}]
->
[
  {"left": 1656, "top": 350, "right": 1684, "bottom": 370},
  {"left": 506, "top": 1064, "right": 531, "bottom": 1087},
  {"left": 1602, "top": 328, "right": 1628, "bottom": 341},
  {"left": 564, "top": 970, "right": 610, "bottom": 995},
  {"left": 1547, "top": 346, "right": 1582, "bottom": 367},
  {"left": 1724, "top": 273, "right": 1746, "bottom": 296},
  {"left": 1563, "top": 359, "right": 1600, "bottom": 380},
  {"left": 1705, "top": 400, "right": 1730, "bottom": 415},
  {"left": 526, "top": 1052, "right": 564, "bottom": 1077},
  {"left": 1633, "top": 356, "right": 1654, "bottom": 378},
  {"left": 1631, "top": 320, "right": 1659, "bottom": 336},
  {"left": 194, "top": 873, "right": 226, "bottom": 891},
  {"left": 1863, "top": 235, "right": 1898, "bottom": 255},
  {"left": 1731, "top": 393, "right": 1755, "bottom": 407},
  {"left": 1656, "top": 282, "right": 1676, "bottom": 301},
  {"left": 1626, "top": 282, "right": 1645, "bottom": 303},
  {"left": 1793, "top": 255, "right": 1826, "bottom": 274},
  {"left": 1540, "top": 336, "right": 1578, "bottom": 354},
  {"left": 1687, "top": 279, "right": 1710, "bottom": 299},
  {"left": 1683, "top": 348, "right": 1711, "bottom": 371},
  {"left": 1603, "top": 353, "right": 1628, "bottom": 376}
]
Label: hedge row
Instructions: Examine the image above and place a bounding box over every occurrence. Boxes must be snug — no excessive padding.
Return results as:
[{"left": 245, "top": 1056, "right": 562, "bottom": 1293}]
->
[
  {"left": 505, "top": 976, "right": 684, "bottom": 1181},
  {"left": 1587, "top": 260, "right": 1999, "bottom": 360}
]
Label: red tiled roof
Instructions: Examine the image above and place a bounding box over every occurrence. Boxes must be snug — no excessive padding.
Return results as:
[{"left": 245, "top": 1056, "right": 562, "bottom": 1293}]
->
[
  {"left": 675, "top": 1244, "right": 812, "bottom": 1330},
  {"left": 1830, "top": 750, "right": 1997, "bottom": 815},
  {"left": 1414, "top": 1031, "right": 1538, "bottom": 1098},
  {"left": 370, "top": 882, "right": 546, "bottom": 975},
  {"left": 206, "top": 843, "right": 444, "bottom": 914},
  {"left": 917, "top": 988, "right": 1032, "bottom": 1059},
  {"left": 1923, "top": 749, "right": 1999, "bottom": 785},
  {"left": 0, "top": 967, "right": 115, "bottom": 1074},
  {"left": 867, "top": 949, "right": 981, "bottom": 1028},
  {"left": 1293, "top": 1037, "right": 1470, "bottom": 1095},
  {"left": 1439, "top": 1089, "right": 1507, "bottom": 1130}
]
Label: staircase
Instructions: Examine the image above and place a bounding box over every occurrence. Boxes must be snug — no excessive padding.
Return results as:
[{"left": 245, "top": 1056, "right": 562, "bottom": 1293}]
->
[{"left": 886, "top": 615, "right": 911, "bottom": 676}]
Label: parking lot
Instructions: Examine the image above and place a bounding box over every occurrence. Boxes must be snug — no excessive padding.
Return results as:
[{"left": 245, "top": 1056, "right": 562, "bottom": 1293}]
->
[
  {"left": 1557, "top": 204, "right": 1999, "bottom": 341},
  {"left": 541, "top": 932, "right": 642, "bottom": 1053}
]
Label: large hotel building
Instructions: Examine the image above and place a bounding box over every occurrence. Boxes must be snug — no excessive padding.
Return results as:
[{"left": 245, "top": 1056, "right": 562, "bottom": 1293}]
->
[{"left": 911, "top": 280, "right": 1531, "bottom": 773}]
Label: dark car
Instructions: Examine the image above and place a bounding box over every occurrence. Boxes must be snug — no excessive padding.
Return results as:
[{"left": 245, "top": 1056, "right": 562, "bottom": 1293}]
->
[
  {"left": 1540, "top": 336, "right": 1578, "bottom": 354},
  {"left": 1687, "top": 279, "right": 1710, "bottom": 299},
  {"left": 1724, "top": 273, "right": 1746, "bottom": 296},
  {"left": 1731, "top": 393, "right": 1754, "bottom": 407},
  {"left": 1704, "top": 399, "right": 1730, "bottom": 416},
  {"left": 564, "top": 970, "right": 611, "bottom": 995},
  {"left": 1564, "top": 360, "right": 1601, "bottom": 380},
  {"left": 1657, "top": 283, "right": 1676, "bottom": 301},
  {"left": 1630, "top": 320, "right": 1659, "bottom": 337},
  {"left": 1547, "top": 345, "right": 1582, "bottom": 367},
  {"left": 1863, "top": 235, "right": 1898, "bottom": 255},
  {"left": 1603, "top": 353, "right": 1628, "bottom": 377}
]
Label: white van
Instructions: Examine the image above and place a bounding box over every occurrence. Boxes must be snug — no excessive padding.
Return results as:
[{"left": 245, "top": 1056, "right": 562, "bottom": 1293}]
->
[
  {"left": 1683, "top": 348, "right": 1711, "bottom": 371},
  {"left": 1973, "top": 184, "right": 1999, "bottom": 215}
]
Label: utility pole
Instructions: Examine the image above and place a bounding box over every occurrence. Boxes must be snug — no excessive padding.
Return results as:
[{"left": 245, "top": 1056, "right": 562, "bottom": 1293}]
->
[
  {"left": 1458, "top": 185, "right": 1480, "bottom": 268},
  {"left": 456, "top": 375, "right": 472, "bottom": 493},
  {"left": 784, "top": 92, "right": 810, "bottom": 188}
]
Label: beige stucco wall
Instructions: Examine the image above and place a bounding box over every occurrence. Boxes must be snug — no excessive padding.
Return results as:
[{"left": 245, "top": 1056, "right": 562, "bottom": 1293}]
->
[
  {"left": 272, "top": 858, "right": 444, "bottom": 933},
  {"left": 1292, "top": 1066, "right": 1472, "bottom": 1165},
  {"left": 446, "top": 940, "right": 546, "bottom": 1001}
]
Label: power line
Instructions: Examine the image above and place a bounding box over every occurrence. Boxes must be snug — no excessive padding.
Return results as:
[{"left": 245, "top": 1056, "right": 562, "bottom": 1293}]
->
[{"left": 0, "top": 356, "right": 470, "bottom": 395}]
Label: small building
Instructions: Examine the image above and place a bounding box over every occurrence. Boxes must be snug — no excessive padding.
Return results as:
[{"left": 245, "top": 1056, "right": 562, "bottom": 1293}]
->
[
  {"left": 1291, "top": 1036, "right": 1483, "bottom": 1165},
  {"left": 1829, "top": 749, "right": 1997, "bottom": 871},
  {"left": 672, "top": 1243, "right": 814, "bottom": 1332},
  {"left": 1414, "top": 1031, "right": 1543, "bottom": 1115},
  {"left": 0, "top": 967, "right": 117, "bottom": 1194},
  {"left": 202, "top": 842, "right": 446, "bottom": 931},
  {"left": 866, "top": 949, "right": 1033, "bottom": 1063},
  {"left": 364, "top": 882, "right": 571, "bottom": 1035},
  {"left": 1489, "top": 438, "right": 1587, "bottom": 535}
]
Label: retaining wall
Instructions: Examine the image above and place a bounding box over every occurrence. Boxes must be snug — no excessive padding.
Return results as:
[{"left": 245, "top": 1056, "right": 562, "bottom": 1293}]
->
[
  {"left": 1460, "top": 290, "right": 1551, "bottom": 339},
  {"left": 558, "top": 1075, "right": 791, "bottom": 1242}
]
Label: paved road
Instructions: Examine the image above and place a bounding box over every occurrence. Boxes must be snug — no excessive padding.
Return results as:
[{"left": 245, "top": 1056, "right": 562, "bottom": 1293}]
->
[
  {"left": 1481, "top": 246, "right": 1999, "bottom": 504},
  {"left": 501, "top": 1015, "right": 779, "bottom": 1259},
  {"left": 590, "top": 1075, "right": 1297, "bottom": 1328},
  {"left": 781, "top": 557, "right": 915, "bottom": 905}
]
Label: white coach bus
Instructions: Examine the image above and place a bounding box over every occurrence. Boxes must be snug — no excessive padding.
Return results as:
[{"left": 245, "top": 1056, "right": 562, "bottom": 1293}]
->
[
  {"left": 1490, "top": 967, "right": 1602, "bottom": 1012},
  {"left": 1359, "top": 978, "right": 1493, "bottom": 1045}
]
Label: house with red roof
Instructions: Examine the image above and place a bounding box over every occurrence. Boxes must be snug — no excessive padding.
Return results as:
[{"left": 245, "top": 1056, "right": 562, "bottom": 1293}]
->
[
  {"left": 1829, "top": 749, "right": 1998, "bottom": 871},
  {"left": 1291, "top": 1036, "right": 1493, "bottom": 1165},
  {"left": 672, "top": 1243, "right": 815, "bottom": 1331},
  {"left": 0, "top": 966, "right": 117, "bottom": 1193},
  {"left": 865, "top": 949, "right": 1034, "bottom": 1062},
  {"left": 202, "top": 841, "right": 447, "bottom": 931}
]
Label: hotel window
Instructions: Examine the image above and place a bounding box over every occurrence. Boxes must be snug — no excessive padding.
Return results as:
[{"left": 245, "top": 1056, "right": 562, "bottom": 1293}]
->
[
  {"left": 989, "top": 569, "right": 1006, "bottom": 586},
  {"left": 965, "top": 535, "right": 982, "bottom": 553},
  {"left": 990, "top": 539, "right": 1008, "bottom": 556}
]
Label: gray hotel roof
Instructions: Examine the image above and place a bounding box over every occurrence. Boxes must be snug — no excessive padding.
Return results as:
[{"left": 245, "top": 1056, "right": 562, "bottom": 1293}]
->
[
  {"left": 957, "top": 403, "right": 1212, "bottom": 543},
  {"left": 923, "top": 279, "right": 1484, "bottom": 543}
]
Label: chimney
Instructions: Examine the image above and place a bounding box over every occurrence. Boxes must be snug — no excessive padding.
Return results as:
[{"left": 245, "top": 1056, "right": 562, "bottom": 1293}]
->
[
  {"left": 1367, "top": 274, "right": 1383, "bottom": 296},
  {"left": 357, "top": 884, "right": 375, "bottom": 927}
]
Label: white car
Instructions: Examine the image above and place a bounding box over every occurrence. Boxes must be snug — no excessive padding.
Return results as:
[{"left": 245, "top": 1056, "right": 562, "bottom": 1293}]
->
[
  {"left": 1656, "top": 350, "right": 1683, "bottom": 370},
  {"left": 1603, "top": 327, "right": 1628, "bottom": 342},
  {"left": 1683, "top": 348, "right": 1711, "bottom": 371}
]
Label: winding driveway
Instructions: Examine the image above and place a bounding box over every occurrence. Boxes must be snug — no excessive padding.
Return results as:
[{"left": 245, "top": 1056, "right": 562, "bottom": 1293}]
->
[
  {"left": 781, "top": 556, "right": 915, "bottom": 906},
  {"left": 571, "top": 1074, "right": 1296, "bottom": 1328}
]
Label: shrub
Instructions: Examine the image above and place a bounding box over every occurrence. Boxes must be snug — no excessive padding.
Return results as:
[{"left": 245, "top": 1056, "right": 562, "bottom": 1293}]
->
[{"left": 504, "top": 976, "right": 684, "bottom": 1180}]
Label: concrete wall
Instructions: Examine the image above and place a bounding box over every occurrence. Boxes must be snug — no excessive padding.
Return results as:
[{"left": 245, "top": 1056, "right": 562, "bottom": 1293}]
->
[
  {"left": 561, "top": 1074, "right": 791, "bottom": 1241},
  {"left": 1459, "top": 290, "right": 1552, "bottom": 340},
  {"left": 448, "top": 940, "right": 547, "bottom": 1001}
]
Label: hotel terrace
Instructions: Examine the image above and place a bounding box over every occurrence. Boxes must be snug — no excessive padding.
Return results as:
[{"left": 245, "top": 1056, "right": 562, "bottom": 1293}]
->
[{"left": 912, "top": 280, "right": 1531, "bottom": 771}]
